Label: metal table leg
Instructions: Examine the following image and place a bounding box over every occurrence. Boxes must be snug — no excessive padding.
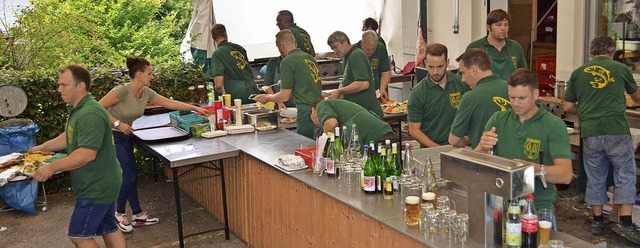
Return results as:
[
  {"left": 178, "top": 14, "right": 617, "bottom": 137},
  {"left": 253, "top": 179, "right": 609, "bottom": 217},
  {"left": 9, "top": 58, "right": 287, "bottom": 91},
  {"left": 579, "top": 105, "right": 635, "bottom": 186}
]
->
[
  {"left": 173, "top": 167, "right": 185, "bottom": 248},
  {"left": 220, "top": 160, "right": 230, "bottom": 240}
]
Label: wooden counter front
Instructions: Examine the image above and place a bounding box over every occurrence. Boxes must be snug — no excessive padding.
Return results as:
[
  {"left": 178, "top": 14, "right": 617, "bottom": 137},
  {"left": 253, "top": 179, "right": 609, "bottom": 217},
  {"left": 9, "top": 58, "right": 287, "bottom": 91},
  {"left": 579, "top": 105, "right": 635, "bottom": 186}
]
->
[{"left": 170, "top": 154, "right": 426, "bottom": 247}]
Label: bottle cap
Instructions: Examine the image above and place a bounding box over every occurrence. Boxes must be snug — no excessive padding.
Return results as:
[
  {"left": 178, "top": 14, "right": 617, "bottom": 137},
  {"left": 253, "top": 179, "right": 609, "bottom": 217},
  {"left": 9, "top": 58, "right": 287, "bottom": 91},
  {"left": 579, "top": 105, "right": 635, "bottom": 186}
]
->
[{"left": 527, "top": 193, "right": 534, "bottom": 200}]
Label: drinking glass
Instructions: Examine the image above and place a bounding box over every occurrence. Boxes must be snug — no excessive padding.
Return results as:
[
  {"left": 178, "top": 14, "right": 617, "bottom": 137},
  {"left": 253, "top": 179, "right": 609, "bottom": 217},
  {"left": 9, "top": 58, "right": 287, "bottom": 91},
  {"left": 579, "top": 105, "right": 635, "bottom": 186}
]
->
[
  {"left": 424, "top": 208, "right": 439, "bottom": 239},
  {"left": 314, "top": 157, "right": 326, "bottom": 175},
  {"left": 548, "top": 239, "right": 564, "bottom": 248},
  {"left": 538, "top": 208, "right": 554, "bottom": 245},
  {"left": 456, "top": 213, "right": 469, "bottom": 244},
  {"left": 403, "top": 196, "right": 421, "bottom": 226}
]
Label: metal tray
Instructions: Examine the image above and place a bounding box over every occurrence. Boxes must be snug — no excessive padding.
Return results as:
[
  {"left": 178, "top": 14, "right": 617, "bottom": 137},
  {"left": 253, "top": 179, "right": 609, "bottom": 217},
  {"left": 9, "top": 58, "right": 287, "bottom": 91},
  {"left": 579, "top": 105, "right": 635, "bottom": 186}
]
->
[{"left": 133, "top": 126, "right": 189, "bottom": 143}]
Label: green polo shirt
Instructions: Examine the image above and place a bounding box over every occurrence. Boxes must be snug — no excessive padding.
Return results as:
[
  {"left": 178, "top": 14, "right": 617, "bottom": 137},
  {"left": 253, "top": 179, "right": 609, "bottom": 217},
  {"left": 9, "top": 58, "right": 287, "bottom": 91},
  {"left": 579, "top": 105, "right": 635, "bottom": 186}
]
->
[
  {"left": 210, "top": 40, "right": 259, "bottom": 103},
  {"left": 484, "top": 104, "right": 572, "bottom": 211},
  {"left": 264, "top": 56, "right": 282, "bottom": 87},
  {"left": 280, "top": 49, "right": 323, "bottom": 139},
  {"left": 316, "top": 99, "right": 392, "bottom": 146},
  {"left": 378, "top": 35, "right": 387, "bottom": 48},
  {"left": 565, "top": 56, "right": 638, "bottom": 138},
  {"left": 355, "top": 41, "right": 391, "bottom": 90},
  {"left": 66, "top": 94, "right": 122, "bottom": 204},
  {"left": 450, "top": 75, "right": 510, "bottom": 148},
  {"left": 408, "top": 72, "right": 470, "bottom": 145},
  {"left": 342, "top": 46, "right": 383, "bottom": 117},
  {"left": 288, "top": 24, "right": 315, "bottom": 56},
  {"left": 466, "top": 36, "right": 527, "bottom": 79}
]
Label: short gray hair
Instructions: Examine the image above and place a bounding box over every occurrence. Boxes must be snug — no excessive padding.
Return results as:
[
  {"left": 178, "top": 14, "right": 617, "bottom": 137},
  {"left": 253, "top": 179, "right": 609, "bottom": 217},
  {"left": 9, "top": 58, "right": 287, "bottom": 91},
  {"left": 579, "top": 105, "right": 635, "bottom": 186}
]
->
[
  {"left": 590, "top": 36, "right": 616, "bottom": 56},
  {"left": 361, "top": 30, "right": 378, "bottom": 46},
  {"left": 327, "top": 31, "right": 350, "bottom": 46}
]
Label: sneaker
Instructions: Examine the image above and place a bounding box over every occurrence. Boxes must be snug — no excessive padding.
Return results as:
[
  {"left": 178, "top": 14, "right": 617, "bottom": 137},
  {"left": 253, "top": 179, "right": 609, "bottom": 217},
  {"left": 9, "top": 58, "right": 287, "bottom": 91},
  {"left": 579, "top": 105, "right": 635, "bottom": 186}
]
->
[
  {"left": 132, "top": 212, "right": 159, "bottom": 227},
  {"left": 591, "top": 220, "right": 606, "bottom": 235},
  {"left": 612, "top": 223, "right": 640, "bottom": 245},
  {"left": 116, "top": 213, "right": 133, "bottom": 233}
]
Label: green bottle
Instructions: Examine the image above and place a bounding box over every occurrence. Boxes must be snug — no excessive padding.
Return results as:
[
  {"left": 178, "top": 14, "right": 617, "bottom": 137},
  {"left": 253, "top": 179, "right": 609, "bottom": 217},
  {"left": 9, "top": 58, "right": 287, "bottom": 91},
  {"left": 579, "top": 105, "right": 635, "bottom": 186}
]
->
[
  {"left": 390, "top": 143, "right": 402, "bottom": 191},
  {"left": 377, "top": 147, "right": 388, "bottom": 194},
  {"left": 363, "top": 145, "right": 376, "bottom": 194}
]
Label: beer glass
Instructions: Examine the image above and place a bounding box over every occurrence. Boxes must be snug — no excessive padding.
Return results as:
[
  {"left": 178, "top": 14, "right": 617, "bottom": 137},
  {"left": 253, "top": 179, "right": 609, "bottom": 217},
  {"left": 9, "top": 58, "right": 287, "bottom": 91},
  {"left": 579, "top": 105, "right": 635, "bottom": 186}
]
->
[
  {"left": 424, "top": 208, "right": 439, "bottom": 238},
  {"left": 188, "top": 86, "right": 196, "bottom": 102},
  {"left": 437, "top": 195, "right": 455, "bottom": 211},
  {"left": 422, "top": 192, "right": 437, "bottom": 209},
  {"left": 197, "top": 85, "right": 206, "bottom": 103},
  {"left": 383, "top": 178, "right": 394, "bottom": 199},
  {"left": 538, "top": 208, "right": 553, "bottom": 245},
  {"left": 548, "top": 239, "right": 564, "bottom": 248},
  {"left": 455, "top": 213, "right": 469, "bottom": 243},
  {"left": 403, "top": 196, "right": 421, "bottom": 226}
]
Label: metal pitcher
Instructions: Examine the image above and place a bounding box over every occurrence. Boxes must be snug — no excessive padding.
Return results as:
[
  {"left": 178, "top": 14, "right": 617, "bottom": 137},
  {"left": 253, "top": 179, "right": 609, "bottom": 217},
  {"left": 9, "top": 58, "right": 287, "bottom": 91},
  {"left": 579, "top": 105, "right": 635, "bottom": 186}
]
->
[{"left": 554, "top": 80, "right": 566, "bottom": 100}]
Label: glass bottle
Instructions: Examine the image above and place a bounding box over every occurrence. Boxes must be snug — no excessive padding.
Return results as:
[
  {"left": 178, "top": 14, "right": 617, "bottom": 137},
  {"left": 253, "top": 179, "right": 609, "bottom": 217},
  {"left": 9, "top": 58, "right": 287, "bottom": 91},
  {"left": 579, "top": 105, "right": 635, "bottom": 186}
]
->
[
  {"left": 403, "top": 143, "right": 413, "bottom": 176},
  {"left": 377, "top": 147, "right": 388, "bottom": 194},
  {"left": 360, "top": 145, "right": 369, "bottom": 189},
  {"left": 334, "top": 127, "right": 344, "bottom": 173},
  {"left": 506, "top": 199, "right": 522, "bottom": 248},
  {"left": 341, "top": 126, "right": 348, "bottom": 149},
  {"left": 390, "top": 143, "right": 402, "bottom": 191},
  {"left": 521, "top": 194, "right": 538, "bottom": 248},
  {"left": 326, "top": 132, "right": 336, "bottom": 177},
  {"left": 363, "top": 145, "right": 376, "bottom": 194},
  {"left": 422, "top": 158, "right": 437, "bottom": 194},
  {"left": 351, "top": 124, "right": 361, "bottom": 159}
]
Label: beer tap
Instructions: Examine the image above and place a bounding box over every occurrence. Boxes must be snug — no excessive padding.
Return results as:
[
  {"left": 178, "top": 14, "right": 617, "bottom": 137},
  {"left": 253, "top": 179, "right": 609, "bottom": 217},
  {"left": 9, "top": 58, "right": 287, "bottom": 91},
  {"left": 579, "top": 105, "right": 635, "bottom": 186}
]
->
[{"left": 537, "top": 150, "right": 548, "bottom": 189}]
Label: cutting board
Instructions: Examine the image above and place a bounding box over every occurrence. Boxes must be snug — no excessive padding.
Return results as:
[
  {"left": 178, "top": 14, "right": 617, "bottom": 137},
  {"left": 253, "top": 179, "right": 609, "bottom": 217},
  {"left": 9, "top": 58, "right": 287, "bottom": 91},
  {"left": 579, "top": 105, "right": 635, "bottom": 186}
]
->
[{"left": 133, "top": 126, "right": 189, "bottom": 143}]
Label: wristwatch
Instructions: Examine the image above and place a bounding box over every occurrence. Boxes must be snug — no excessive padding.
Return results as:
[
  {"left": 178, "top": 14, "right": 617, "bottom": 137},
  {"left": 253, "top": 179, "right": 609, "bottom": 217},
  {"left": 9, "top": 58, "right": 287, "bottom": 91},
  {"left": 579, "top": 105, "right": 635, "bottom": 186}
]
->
[{"left": 113, "top": 120, "right": 120, "bottom": 128}]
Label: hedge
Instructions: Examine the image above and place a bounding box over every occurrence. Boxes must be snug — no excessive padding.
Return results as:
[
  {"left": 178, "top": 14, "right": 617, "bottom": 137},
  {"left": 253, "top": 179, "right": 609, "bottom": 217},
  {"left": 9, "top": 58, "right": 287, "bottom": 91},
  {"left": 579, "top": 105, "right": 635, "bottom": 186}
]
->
[{"left": 0, "top": 61, "right": 208, "bottom": 190}]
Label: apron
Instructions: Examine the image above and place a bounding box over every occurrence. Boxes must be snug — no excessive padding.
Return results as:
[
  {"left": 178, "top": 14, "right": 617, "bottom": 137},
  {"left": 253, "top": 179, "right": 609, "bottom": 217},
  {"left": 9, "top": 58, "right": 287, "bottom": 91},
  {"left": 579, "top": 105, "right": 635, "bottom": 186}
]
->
[
  {"left": 224, "top": 78, "right": 259, "bottom": 104},
  {"left": 487, "top": 45, "right": 516, "bottom": 80}
]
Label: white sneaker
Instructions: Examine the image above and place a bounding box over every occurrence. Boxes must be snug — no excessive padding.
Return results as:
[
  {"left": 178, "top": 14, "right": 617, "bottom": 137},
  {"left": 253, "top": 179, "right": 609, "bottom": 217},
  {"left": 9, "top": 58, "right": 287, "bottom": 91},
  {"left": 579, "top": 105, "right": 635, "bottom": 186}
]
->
[
  {"left": 132, "top": 212, "right": 159, "bottom": 227},
  {"left": 116, "top": 213, "right": 133, "bottom": 233}
]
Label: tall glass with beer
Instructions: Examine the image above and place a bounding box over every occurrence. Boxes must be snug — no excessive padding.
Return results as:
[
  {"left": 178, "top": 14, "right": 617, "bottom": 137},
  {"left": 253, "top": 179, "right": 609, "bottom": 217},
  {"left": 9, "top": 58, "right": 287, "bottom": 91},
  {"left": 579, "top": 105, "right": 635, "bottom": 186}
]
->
[
  {"left": 538, "top": 208, "right": 553, "bottom": 245},
  {"left": 404, "top": 196, "right": 421, "bottom": 226}
]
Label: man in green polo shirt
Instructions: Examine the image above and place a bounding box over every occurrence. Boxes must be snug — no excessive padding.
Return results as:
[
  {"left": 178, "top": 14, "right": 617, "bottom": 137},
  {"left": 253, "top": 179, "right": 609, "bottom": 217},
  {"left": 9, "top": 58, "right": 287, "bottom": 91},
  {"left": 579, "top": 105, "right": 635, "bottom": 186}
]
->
[
  {"left": 564, "top": 36, "right": 640, "bottom": 243},
  {"left": 476, "top": 68, "right": 572, "bottom": 222},
  {"left": 325, "top": 31, "right": 383, "bottom": 118},
  {"left": 30, "top": 65, "right": 125, "bottom": 247},
  {"left": 466, "top": 9, "right": 527, "bottom": 80},
  {"left": 409, "top": 43, "right": 470, "bottom": 147},
  {"left": 356, "top": 30, "right": 391, "bottom": 100},
  {"left": 449, "top": 49, "right": 511, "bottom": 148},
  {"left": 362, "top": 17, "right": 386, "bottom": 48},
  {"left": 310, "top": 99, "right": 393, "bottom": 146},
  {"left": 276, "top": 10, "right": 315, "bottom": 57},
  {"left": 254, "top": 29, "right": 322, "bottom": 139},
  {"left": 209, "top": 23, "right": 260, "bottom": 104}
]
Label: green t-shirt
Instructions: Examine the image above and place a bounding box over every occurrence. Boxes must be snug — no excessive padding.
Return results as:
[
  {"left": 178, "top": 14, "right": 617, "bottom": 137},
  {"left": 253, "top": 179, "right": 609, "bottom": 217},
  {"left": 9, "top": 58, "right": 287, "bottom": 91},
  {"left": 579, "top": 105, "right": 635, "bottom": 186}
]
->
[
  {"left": 288, "top": 24, "right": 315, "bottom": 56},
  {"left": 107, "top": 84, "right": 157, "bottom": 126},
  {"left": 264, "top": 56, "right": 295, "bottom": 108},
  {"left": 484, "top": 105, "right": 572, "bottom": 211},
  {"left": 450, "top": 75, "right": 511, "bottom": 148},
  {"left": 408, "top": 72, "right": 470, "bottom": 145},
  {"left": 342, "top": 46, "right": 383, "bottom": 117},
  {"left": 210, "top": 40, "right": 259, "bottom": 103},
  {"left": 378, "top": 35, "right": 387, "bottom": 48},
  {"left": 264, "top": 56, "right": 282, "bottom": 86},
  {"left": 355, "top": 41, "right": 391, "bottom": 90},
  {"left": 66, "top": 94, "right": 122, "bottom": 204},
  {"left": 564, "top": 56, "right": 638, "bottom": 138},
  {"left": 466, "top": 36, "right": 527, "bottom": 80},
  {"left": 280, "top": 49, "right": 323, "bottom": 139},
  {"left": 316, "top": 99, "right": 392, "bottom": 146}
]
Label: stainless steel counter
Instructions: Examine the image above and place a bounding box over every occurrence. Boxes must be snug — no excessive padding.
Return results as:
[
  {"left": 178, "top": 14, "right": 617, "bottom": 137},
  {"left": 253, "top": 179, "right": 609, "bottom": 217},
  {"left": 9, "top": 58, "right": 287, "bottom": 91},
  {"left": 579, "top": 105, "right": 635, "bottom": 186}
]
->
[{"left": 133, "top": 113, "right": 594, "bottom": 247}]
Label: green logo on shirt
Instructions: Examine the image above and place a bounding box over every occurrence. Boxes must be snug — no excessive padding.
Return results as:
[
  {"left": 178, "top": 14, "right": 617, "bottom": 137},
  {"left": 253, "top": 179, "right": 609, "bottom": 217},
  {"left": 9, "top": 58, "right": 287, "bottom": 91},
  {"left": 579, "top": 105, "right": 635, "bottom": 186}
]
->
[
  {"left": 300, "top": 33, "right": 312, "bottom": 51},
  {"left": 230, "top": 51, "right": 248, "bottom": 70},
  {"left": 67, "top": 126, "right": 74, "bottom": 144},
  {"left": 371, "top": 59, "right": 378, "bottom": 71},
  {"left": 583, "top": 65, "right": 615, "bottom": 89},
  {"left": 523, "top": 138, "right": 541, "bottom": 160}
]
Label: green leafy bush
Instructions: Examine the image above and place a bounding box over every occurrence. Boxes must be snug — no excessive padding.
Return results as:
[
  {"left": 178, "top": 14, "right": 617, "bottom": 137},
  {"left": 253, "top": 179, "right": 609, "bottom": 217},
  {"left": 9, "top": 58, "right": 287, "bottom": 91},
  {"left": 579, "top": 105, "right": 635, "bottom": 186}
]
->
[{"left": 0, "top": 61, "right": 208, "bottom": 190}]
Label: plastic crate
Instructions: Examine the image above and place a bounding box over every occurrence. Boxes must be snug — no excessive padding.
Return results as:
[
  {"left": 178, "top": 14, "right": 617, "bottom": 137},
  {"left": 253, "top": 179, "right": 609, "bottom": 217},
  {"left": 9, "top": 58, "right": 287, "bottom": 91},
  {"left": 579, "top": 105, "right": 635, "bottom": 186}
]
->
[
  {"left": 295, "top": 146, "right": 316, "bottom": 169},
  {"left": 169, "top": 111, "right": 205, "bottom": 133}
]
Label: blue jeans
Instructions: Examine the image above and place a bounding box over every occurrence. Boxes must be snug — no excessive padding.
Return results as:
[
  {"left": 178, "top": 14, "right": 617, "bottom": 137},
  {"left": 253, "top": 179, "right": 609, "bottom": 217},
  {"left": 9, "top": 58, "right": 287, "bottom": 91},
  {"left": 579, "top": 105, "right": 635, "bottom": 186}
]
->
[
  {"left": 583, "top": 134, "right": 637, "bottom": 205},
  {"left": 68, "top": 198, "right": 118, "bottom": 238},
  {"left": 113, "top": 131, "right": 142, "bottom": 214}
]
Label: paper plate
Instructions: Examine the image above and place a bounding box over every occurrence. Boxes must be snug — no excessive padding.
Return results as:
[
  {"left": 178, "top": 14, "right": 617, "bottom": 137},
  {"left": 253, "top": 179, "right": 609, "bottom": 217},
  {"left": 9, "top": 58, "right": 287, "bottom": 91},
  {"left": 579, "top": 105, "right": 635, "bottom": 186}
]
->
[{"left": 279, "top": 108, "right": 297, "bottom": 118}]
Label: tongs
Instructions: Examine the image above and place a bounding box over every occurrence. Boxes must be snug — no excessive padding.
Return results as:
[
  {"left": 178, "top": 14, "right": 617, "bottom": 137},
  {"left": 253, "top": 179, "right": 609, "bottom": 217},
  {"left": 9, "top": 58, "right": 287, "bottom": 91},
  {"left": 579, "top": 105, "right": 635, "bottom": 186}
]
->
[{"left": 260, "top": 80, "right": 282, "bottom": 92}]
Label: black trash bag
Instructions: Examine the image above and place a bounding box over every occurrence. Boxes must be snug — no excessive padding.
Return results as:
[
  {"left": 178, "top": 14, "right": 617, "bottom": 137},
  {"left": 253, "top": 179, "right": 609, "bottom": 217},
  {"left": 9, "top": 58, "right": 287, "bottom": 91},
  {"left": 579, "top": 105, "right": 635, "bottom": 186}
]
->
[{"left": 0, "top": 119, "right": 40, "bottom": 156}]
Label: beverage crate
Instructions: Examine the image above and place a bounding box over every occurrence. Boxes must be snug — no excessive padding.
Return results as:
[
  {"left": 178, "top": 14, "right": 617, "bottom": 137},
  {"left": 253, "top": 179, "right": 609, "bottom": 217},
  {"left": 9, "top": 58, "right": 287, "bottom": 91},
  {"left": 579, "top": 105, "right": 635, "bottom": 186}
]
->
[
  {"left": 295, "top": 146, "right": 316, "bottom": 169},
  {"left": 169, "top": 111, "right": 205, "bottom": 133}
]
